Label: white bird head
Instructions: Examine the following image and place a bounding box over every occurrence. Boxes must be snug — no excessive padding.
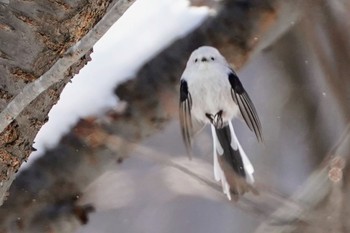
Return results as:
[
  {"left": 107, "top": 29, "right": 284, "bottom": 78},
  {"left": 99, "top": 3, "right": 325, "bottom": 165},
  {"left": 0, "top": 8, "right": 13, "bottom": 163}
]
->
[{"left": 186, "top": 46, "right": 228, "bottom": 67}]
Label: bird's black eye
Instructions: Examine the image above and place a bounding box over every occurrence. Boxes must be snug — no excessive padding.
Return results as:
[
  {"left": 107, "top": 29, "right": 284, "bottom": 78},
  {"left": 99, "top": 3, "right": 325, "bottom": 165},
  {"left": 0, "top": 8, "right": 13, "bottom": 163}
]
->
[
  {"left": 211, "top": 57, "right": 215, "bottom": 61},
  {"left": 195, "top": 58, "right": 198, "bottom": 63}
]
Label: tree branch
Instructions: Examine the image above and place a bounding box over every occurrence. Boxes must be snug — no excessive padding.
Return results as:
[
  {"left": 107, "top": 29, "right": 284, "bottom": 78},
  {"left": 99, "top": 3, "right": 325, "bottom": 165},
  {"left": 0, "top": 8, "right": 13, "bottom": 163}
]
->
[{"left": 0, "top": 0, "right": 135, "bottom": 134}]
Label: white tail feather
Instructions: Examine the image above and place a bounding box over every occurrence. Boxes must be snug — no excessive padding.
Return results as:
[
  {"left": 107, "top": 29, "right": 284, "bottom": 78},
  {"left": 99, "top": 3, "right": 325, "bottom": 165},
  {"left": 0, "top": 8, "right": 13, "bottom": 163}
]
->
[
  {"left": 228, "top": 121, "right": 254, "bottom": 184},
  {"left": 211, "top": 122, "right": 255, "bottom": 199},
  {"left": 212, "top": 125, "right": 221, "bottom": 181}
]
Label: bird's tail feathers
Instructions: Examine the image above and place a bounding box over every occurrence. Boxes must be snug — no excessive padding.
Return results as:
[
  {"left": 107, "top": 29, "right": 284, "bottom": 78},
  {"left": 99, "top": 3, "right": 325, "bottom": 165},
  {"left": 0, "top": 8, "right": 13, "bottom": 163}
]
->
[{"left": 211, "top": 122, "right": 257, "bottom": 200}]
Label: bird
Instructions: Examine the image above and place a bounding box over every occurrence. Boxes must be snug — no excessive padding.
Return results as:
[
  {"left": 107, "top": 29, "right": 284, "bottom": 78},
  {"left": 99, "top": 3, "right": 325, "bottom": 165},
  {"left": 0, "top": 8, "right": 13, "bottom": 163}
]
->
[{"left": 179, "top": 46, "right": 262, "bottom": 200}]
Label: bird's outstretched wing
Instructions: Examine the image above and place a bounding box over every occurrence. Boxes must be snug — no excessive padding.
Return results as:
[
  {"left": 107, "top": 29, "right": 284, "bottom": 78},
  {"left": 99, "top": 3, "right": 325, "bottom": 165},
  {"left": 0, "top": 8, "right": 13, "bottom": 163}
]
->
[
  {"left": 179, "top": 79, "right": 204, "bottom": 158},
  {"left": 228, "top": 71, "right": 263, "bottom": 142}
]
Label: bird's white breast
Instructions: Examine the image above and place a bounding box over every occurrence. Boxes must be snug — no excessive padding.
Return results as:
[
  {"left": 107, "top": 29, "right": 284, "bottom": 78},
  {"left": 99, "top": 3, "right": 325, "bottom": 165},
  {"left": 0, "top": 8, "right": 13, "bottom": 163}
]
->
[{"left": 184, "top": 63, "right": 239, "bottom": 124}]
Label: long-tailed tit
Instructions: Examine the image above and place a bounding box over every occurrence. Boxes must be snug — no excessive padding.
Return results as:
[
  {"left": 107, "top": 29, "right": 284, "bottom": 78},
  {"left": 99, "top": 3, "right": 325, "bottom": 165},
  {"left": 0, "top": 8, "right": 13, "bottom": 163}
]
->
[{"left": 179, "top": 46, "right": 262, "bottom": 200}]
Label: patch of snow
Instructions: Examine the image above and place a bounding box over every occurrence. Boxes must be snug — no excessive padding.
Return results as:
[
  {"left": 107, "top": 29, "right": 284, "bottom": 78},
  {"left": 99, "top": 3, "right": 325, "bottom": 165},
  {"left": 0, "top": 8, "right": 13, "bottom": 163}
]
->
[{"left": 20, "top": 0, "right": 208, "bottom": 170}]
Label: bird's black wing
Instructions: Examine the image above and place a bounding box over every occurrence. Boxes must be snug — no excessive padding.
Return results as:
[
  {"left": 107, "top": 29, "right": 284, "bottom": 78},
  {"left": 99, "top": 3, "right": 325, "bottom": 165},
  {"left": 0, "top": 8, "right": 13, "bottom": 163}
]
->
[
  {"left": 179, "top": 79, "right": 194, "bottom": 157},
  {"left": 228, "top": 71, "right": 263, "bottom": 142}
]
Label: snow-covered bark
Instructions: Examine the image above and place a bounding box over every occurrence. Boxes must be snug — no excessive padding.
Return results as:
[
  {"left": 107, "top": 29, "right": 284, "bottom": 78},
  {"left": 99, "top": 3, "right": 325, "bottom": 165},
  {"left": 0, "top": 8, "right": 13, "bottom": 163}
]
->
[{"left": 0, "top": 0, "right": 135, "bottom": 205}]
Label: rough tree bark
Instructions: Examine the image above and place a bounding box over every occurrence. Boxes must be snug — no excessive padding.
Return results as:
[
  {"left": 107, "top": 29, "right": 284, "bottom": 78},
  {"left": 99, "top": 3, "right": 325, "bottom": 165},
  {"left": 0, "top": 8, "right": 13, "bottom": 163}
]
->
[
  {"left": 0, "top": 0, "right": 289, "bottom": 232},
  {"left": 0, "top": 0, "right": 135, "bottom": 206}
]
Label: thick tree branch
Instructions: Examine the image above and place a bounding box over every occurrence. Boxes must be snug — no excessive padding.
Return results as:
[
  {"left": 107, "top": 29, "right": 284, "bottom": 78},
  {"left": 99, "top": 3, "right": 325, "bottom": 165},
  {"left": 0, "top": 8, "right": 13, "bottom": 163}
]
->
[
  {"left": 0, "top": 0, "right": 135, "bottom": 133},
  {"left": 0, "top": 0, "right": 135, "bottom": 206}
]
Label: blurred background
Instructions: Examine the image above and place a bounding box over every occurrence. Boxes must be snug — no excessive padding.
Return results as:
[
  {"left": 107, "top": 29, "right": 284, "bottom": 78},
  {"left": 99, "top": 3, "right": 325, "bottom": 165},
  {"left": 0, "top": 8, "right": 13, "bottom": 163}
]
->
[{"left": 1, "top": 0, "right": 350, "bottom": 232}]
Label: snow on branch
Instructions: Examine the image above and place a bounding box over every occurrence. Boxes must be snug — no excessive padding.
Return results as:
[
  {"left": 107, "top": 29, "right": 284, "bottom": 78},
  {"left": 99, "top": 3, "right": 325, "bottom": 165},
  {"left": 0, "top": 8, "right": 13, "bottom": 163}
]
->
[{"left": 0, "top": 0, "right": 135, "bottom": 134}]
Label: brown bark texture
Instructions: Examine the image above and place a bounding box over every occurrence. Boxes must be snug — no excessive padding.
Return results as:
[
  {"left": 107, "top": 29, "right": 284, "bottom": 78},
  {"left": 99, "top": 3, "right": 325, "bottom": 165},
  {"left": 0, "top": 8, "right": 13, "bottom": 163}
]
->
[{"left": 0, "top": 0, "right": 135, "bottom": 206}]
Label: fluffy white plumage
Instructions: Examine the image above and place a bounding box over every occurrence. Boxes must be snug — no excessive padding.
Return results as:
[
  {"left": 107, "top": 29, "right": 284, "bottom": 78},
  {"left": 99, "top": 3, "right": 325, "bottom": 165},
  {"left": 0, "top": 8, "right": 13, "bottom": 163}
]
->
[
  {"left": 181, "top": 47, "right": 238, "bottom": 124},
  {"left": 179, "top": 46, "right": 262, "bottom": 199}
]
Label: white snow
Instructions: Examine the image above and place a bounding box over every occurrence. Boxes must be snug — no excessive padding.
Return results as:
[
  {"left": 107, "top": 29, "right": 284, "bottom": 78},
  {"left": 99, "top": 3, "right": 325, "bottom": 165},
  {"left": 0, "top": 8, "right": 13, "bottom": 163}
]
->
[{"left": 21, "top": 0, "right": 208, "bottom": 169}]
